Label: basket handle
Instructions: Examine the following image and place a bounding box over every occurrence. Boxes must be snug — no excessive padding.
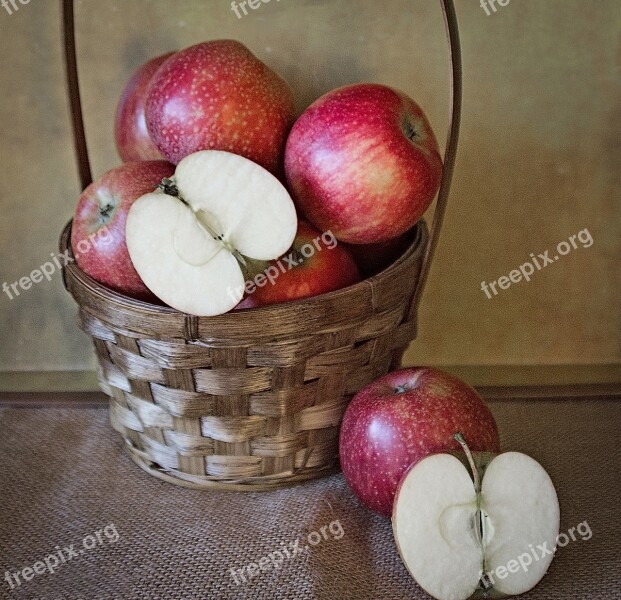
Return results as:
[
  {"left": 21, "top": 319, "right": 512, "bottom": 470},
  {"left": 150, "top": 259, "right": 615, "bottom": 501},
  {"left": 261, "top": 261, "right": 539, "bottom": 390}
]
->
[
  {"left": 62, "top": 0, "right": 461, "bottom": 300},
  {"left": 406, "top": 0, "right": 462, "bottom": 320},
  {"left": 62, "top": 0, "right": 92, "bottom": 190}
]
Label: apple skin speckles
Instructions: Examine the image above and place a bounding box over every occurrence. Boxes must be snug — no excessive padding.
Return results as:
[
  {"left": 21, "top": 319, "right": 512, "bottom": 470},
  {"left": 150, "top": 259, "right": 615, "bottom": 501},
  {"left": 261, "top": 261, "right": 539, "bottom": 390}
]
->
[
  {"left": 145, "top": 40, "right": 294, "bottom": 175},
  {"left": 284, "top": 83, "right": 443, "bottom": 244},
  {"left": 339, "top": 367, "right": 500, "bottom": 517}
]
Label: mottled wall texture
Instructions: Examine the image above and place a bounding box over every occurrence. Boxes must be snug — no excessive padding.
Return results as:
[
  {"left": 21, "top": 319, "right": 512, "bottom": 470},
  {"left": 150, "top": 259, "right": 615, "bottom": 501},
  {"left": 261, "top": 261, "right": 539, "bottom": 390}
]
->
[{"left": 0, "top": 0, "right": 619, "bottom": 387}]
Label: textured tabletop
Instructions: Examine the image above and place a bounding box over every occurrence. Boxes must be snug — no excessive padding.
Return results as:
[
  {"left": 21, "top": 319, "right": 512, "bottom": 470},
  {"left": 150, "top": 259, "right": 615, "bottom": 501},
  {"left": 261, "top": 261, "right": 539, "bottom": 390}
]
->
[{"left": 0, "top": 398, "right": 619, "bottom": 600}]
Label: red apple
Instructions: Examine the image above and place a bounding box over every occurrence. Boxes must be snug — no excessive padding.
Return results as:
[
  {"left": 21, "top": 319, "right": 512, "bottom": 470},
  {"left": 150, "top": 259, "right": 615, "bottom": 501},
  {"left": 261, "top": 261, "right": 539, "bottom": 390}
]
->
[
  {"left": 145, "top": 40, "right": 295, "bottom": 174},
  {"left": 344, "top": 229, "right": 413, "bottom": 278},
  {"left": 235, "top": 221, "right": 360, "bottom": 308},
  {"left": 339, "top": 367, "right": 500, "bottom": 517},
  {"left": 285, "top": 83, "right": 443, "bottom": 244},
  {"left": 115, "top": 52, "right": 174, "bottom": 162},
  {"left": 71, "top": 160, "right": 174, "bottom": 301}
]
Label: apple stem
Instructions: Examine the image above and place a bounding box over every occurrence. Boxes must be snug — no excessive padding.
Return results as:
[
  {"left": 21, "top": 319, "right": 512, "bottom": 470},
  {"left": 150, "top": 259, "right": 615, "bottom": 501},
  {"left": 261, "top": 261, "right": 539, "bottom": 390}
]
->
[
  {"left": 97, "top": 203, "right": 115, "bottom": 226},
  {"left": 453, "top": 433, "right": 480, "bottom": 493},
  {"left": 455, "top": 433, "right": 494, "bottom": 593},
  {"left": 158, "top": 178, "right": 180, "bottom": 199},
  {"left": 402, "top": 117, "right": 421, "bottom": 143},
  {"left": 157, "top": 177, "right": 179, "bottom": 202},
  {"left": 231, "top": 249, "right": 247, "bottom": 267},
  {"left": 158, "top": 177, "right": 193, "bottom": 212},
  {"left": 99, "top": 203, "right": 114, "bottom": 218}
]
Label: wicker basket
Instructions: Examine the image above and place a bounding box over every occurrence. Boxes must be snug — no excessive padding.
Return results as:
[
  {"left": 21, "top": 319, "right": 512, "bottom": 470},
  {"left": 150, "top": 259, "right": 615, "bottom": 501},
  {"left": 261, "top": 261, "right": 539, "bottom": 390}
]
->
[
  {"left": 60, "top": 0, "right": 461, "bottom": 490},
  {"left": 61, "top": 222, "right": 427, "bottom": 490}
]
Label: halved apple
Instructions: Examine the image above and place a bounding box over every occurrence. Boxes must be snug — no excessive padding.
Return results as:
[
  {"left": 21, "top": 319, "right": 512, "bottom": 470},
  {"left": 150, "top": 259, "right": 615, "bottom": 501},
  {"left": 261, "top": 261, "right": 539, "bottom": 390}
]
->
[
  {"left": 393, "top": 434, "right": 560, "bottom": 600},
  {"left": 126, "top": 150, "right": 297, "bottom": 315}
]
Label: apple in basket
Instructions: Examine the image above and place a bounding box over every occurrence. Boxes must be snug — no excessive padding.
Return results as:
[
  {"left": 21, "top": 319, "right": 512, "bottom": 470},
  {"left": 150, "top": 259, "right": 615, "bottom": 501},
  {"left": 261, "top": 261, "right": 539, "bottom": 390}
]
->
[
  {"left": 285, "top": 83, "right": 443, "bottom": 244},
  {"left": 393, "top": 434, "right": 560, "bottom": 600},
  {"left": 146, "top": 40, "right": 295, "bottom": 174},
  {"left": 115, "top": 52, "right": 174, "bottom": 162},
  {"left": 125, "top": 150, "right": 298, "bottom": 316},
  {"left": 235, "top": 220, "right": 360, "bottom": 308},
  {"left": 339, "top": 367, "right": 500, "bottom": 517},
  {"left": 71, "top": 160, "right": 174, "bottom": 301}
]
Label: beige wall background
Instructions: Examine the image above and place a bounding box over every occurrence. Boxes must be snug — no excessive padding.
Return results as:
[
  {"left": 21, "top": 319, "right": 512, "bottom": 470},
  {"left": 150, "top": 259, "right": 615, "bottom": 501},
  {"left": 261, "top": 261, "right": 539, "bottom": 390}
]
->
[{"left": 0, "top": 0, "right": 619, "bottom": 389}]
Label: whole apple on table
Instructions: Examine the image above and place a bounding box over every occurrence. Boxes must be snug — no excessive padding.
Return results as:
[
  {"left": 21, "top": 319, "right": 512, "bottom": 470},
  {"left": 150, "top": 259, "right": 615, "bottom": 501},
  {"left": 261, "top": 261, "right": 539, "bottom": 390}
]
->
[
  {"left": 341, "top": 367, "right": 561, "bottom": 600},
  {"left": 339, "top": 367, "right": 501, "bottom": 517}
]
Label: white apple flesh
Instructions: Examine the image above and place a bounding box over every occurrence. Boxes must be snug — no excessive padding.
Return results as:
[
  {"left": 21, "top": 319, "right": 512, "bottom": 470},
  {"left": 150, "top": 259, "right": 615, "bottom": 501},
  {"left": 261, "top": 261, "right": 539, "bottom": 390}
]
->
[
  {"left": 126, "top": 150, "right": 297, "bottom": 315},
  {"left": 393, "top": 436, "right": 560, "bottom": 600}
]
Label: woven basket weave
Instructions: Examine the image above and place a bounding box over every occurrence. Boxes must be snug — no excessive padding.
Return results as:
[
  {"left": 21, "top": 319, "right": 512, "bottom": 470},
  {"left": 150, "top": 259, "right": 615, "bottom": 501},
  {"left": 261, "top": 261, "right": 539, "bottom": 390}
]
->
[
  {"left": 61, "top": 222, "right": 427, "bottom": 490},
  {"left": 60, "top": 0, "right": 461, "bottom": 489}
]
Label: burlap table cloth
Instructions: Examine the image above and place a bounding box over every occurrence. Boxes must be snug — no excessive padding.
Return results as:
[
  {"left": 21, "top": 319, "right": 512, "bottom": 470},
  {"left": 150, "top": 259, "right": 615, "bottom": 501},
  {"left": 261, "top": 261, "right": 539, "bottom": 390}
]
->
[{"left": 0, "top": 398, "right": 619, "bottom": 599}]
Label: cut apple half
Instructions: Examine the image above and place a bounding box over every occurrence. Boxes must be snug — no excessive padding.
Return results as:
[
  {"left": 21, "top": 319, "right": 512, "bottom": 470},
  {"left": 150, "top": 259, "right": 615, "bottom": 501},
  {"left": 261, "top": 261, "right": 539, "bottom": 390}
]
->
[
  {"left": 126, "top": 150, "right": 297, "bottom": 315},
  {"left": 393, "top": 435, "right": 560, "bottom": 600}
]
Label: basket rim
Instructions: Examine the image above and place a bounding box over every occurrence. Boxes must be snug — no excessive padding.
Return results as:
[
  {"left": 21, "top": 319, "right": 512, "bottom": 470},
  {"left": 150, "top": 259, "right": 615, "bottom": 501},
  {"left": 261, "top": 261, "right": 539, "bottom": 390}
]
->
[{"left": 60, "top": 218, "right": 428, "bottom": 318}]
